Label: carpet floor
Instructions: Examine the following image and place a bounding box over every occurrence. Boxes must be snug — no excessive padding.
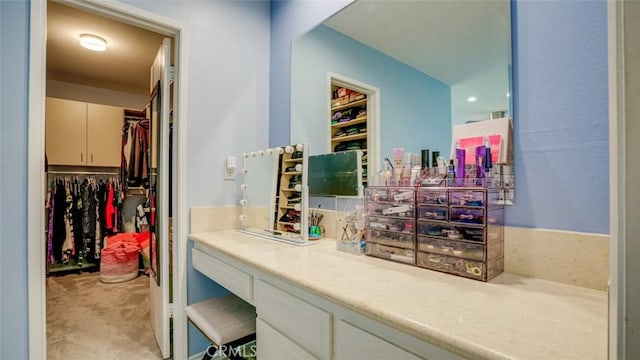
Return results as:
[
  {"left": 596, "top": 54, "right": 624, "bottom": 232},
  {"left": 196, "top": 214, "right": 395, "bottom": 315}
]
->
[{"left": 46, "top": 271, "right": 162, "bottom": 360}]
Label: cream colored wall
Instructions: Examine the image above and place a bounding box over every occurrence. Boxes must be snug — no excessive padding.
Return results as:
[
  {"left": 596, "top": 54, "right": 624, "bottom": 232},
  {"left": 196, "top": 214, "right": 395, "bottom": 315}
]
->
[{"left": 190, "top": 207, "right": 609, "bottom": 291}]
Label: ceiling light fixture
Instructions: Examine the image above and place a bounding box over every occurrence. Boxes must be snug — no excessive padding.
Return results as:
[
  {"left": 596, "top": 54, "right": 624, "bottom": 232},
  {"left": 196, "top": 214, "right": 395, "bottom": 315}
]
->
[
  {"left": 467, "top": 96, "right": 477, "bottom": 102},
  {"left": 80, "top": 34, "right": 107, "bottom": 52}
]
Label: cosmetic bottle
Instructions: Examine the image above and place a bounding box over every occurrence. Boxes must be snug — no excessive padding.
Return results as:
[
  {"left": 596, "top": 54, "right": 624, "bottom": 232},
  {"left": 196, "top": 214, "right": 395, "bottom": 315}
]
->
[
  {"left": 455, "top": 143, "right": 465, "bottom": 186},
  {"left": 447, "top": 159, "right": 455, "bottom": 180},
  {"left": 475, "top": 143, "right": 486, "bottom": 180},
  {"left": 421, "top": 149, "right": 430, "bottom": 169},
  {"left": 484, "top": 136, "right": 492, "bottom": 171},
  {"left": 431, "top": 151, "right": 440, "bottom": 171},
  {"left": 379, "top": 162, "right": 392, "bottom": 185}
]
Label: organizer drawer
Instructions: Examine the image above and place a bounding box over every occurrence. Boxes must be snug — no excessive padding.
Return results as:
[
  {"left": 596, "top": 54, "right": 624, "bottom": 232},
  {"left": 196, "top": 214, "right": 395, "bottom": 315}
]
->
[
  {"left": 388, "top": 188, "right": 415, "bottom": 204},
  {"left": 367, "top": 216, "right": 414, "bottom": 234},
  {"left": 416, "top": 189, "right": 448, "bottom": 205},
  {"left": 257, "top": 318, "right": 316, "bottom": 360},
  {"left": 366, "top": 229, "right": 415, "bottom": 249},
  {"left": 365, "top": 243, "right": 416, "bottom": 265},
  {"left": 192, "top": 247, "right": 253, "bottom": 302},
  {"left": 367, "top": 188, "right": 389, "bottom": 202},
  {"left": 449, "top": 190, "right": 485, "bottom": 207},
  {"left": 418, "top": 221, "right": 485, "bottom": 243},
  {"left": 418, "top": 236, "right": 484, "bottom": 261},
  {"left": 255, "top": 280, "right": 331, "bottom": 360},
  {"left": 368, "top": 202, "right": 414, "bottom": 218},
  {"left": 450, "top": 207, "right": 485, "bottom": 225},
  {"left": 417, "top": 252, "right": 485, "bottom": 280},
  {"left": 417, "top": 205, "right": 448, "bottom": 221}
]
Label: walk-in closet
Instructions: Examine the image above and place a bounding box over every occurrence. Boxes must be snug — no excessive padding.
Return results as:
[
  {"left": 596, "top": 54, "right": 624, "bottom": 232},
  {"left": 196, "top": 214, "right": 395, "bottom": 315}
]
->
[{"left": 44, "top": 2, "right": 172, "bottom": 358}]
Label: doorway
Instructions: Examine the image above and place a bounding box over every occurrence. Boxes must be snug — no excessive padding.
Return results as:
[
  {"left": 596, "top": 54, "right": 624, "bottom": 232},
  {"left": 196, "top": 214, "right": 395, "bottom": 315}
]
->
[{"left": 28, "top": 1, "right": 187, "bottom": 359}]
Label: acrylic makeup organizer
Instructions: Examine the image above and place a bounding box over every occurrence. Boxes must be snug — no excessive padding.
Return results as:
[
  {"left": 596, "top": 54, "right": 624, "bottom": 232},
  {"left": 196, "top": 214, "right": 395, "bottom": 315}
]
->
[{"left": 364, "top": 166, "right": 505, "bottom": 282}]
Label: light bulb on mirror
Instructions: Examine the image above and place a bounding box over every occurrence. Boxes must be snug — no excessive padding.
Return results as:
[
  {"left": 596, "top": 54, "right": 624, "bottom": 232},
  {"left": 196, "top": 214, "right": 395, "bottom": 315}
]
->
[
  {"left": 242, "top": 153, "right": 249, "bottom": 158},
  {"left": 240, "top": 184, "right": 248, "bottom": 190},
  {"left": 276, "top": 147, "right": 284, "bottom": 155},
  {"left": 294, "top": 204, "right": 301, "bottom": 211},
  {"left": 257, "top": 150, "right": 265, "bottom": 157},
  {"left": 250, "top": 152, "right": 257, "bottom": 157},
  {"left": 296, "top": 144, "right": 304, "bottom": 151},
  {"left": 266, "top": 148, "right": 274, "bottom": 155},
  {"left": 295, "top": 164, "right": 302, "bottom": 172},
  {"left": 239, "top": 214, "right": 247, "bottom": 221},
  {"left": 284, "top": 145, "right": 294, "bottom": 153},
  {"left": 239, "top": 199, "right": 248, "bottom": 206},
  {"left": 294, "top": 184, "right": 302, "bottom": 192}
]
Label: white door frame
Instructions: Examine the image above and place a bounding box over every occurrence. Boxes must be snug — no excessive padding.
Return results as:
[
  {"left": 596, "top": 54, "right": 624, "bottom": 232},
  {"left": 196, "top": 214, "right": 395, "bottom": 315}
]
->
[
  {"left": 608, "top": 0, "right": 623, "bottom": 358},
  {"left": 28, "top": 1, "right": 189, "bottom": 359}
]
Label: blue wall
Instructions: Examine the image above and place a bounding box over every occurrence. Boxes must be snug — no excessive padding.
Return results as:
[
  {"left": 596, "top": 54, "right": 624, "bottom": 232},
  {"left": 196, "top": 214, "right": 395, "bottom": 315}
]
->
[
  {"left": 0, "top": 1, "right": 29, "bottom": 358},
  {"left": 508, "top": 0, "right": 608, "bottom": 233},
  {"left": 271, "top": 0, "right": 609, "bottom": 234},
  {"left": 291, "top": 25, "right": 451, "bottom": 160},
  {"left": 0, "top": 0, "right": 271, "bottom": 358},
  {"left": 270, "top": 0, "right": 353, "bottom": 147}
]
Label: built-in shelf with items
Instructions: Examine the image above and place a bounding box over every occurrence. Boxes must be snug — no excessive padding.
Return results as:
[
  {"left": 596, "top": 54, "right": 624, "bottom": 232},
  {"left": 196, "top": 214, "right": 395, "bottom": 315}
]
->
[
  {"left": 273, "top": 147, "right": 305, "bottom": 235},
  {"left": 330, "top": 84, "right": 368, "bottom": 185}
]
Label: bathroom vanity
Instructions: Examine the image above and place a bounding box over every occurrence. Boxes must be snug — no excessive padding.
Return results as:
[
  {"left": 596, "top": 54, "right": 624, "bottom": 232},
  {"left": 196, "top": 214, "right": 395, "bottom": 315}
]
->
[{"left": 189, "top": 230, "right": 607, "bottom": 360}]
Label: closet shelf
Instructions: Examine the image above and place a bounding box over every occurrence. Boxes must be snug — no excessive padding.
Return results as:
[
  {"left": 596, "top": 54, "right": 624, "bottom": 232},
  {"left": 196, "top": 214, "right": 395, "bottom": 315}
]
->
[
  {"left": 331, "top": 99, "right": 367, "bottom": 112},
  {"left": 283, "top": 171, "right": 302, "bottom": 175},
  {"left": 280, "top": 188, "right": 300, "bottom": 193},
  {"left": 283, "top": 158, "right": 303, "bottom": 164},
  {"left": 48, "top": 261, "right": 97, "bottom": 273},
  {"left": 331, "top": 133, "right": 367, "bottom": 143},
  {"left": 331, "top": 116, "right": 366, "bottom": 128}
]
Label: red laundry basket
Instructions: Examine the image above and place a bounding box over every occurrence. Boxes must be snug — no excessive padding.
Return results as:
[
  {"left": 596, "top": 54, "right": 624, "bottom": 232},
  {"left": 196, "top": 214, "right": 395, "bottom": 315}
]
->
[{"left": 100, "top": 240, "right": 139, "bottom": 283}]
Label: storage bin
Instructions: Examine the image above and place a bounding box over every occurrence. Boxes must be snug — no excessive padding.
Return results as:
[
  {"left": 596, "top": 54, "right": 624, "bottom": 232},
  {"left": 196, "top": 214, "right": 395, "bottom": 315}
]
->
[
  {"left": 367, "top": 216, "right": 414, "bottom": 233},
  {"left": 417, "top": 205, "right": 448, "bottom": 221},
  {"left": 418, "top": 236, "right": 484, "bottom": 261},
  {"left": 450, "top": 207, "right": 485, "bottom": 225},
  {"left": 416, "top": 189, "right": 448, "bottom": 205},
  {"left": 388, "top": 189, "right": 415, "bottom": 204},
  {"left": 366, "top": 229, "right": 415, "bottom": 249},
  {"left": 100, "top": 241, "right": 139, "bottom": 283},
  {"left": 368, "top": 202, "right": 414, "bottom": 218},
  {"left": 416, "top": 252, "right": 485, "bottom": 280},
  {"left": 449, "top": 190, "right": 485, "bottom": 207},
  {"left": 365, "top": 243, "right": 415, "bottom": 265}
]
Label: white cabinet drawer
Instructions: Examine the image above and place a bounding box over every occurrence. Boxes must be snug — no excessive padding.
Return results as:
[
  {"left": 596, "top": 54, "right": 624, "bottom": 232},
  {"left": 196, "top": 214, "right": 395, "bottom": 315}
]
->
[
  {"left": 191, "top": 248, "right": 253, "bottom": 302},
  {"left": 255, "top": 280, "right": 331, "bottom": 360},
  {"left": 257, "top": 318, "right": 317, "bottom": 360},
  {"left": 335, "top": 320, "right": 423, "bottom": 360}
]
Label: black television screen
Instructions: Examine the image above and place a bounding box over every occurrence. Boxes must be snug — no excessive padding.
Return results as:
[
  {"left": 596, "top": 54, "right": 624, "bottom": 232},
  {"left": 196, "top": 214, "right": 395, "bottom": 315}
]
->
[{"left": 308, "top": 151, "right": 362, "bottom": 196}]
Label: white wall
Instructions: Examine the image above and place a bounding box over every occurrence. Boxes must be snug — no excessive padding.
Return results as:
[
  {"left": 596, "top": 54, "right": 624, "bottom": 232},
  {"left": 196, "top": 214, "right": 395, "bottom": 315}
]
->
[{"left": 47, "top": 80, "right": 149, "bottom": 109}]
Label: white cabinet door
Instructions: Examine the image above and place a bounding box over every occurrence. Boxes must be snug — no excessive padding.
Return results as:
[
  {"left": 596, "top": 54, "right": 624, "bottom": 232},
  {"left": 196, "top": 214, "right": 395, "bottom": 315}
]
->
[
  {"left": 87, "top": 103, "right": 123, "bottom": 167},
  {"left": 255, "top": 280, "right": 331, "bottom": 359},
  {"left": 45, "top": 97, "right": 87, "bottom": 166},
  {"left": 335, "top": 320, "right": 424, "bottom": 360},
  {"left": 257, "top": 318, "right": 317, "bottom": 360}
]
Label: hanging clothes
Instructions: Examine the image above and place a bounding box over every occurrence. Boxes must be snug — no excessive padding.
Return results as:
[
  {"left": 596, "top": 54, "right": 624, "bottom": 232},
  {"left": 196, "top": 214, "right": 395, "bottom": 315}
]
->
[
  {"left": 46, "top": 176, "right": 123, "bottom": 266},
  {"left": 126, "top": 120, "right": 150, "bottom": 188}
]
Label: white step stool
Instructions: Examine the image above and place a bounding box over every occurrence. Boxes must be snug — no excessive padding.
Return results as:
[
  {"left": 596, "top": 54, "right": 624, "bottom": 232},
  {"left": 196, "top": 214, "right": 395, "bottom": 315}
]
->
[{"left": 185, "top": 294, "right": 257, "bottom": 360}]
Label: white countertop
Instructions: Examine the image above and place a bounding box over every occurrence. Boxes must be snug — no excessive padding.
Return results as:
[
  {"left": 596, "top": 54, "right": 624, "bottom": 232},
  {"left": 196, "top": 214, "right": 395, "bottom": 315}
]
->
[{"left": 189, "top": 230, "right": 607, "bottom": 360}]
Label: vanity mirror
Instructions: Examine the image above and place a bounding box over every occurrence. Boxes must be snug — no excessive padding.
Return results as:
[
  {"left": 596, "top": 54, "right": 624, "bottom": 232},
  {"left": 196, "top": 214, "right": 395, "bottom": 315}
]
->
[
  {"left": 290, "top": 0, "right": 513, "bottom": 202},
  {"left": 239, "top": 144, "right": 311, "bottom": 245}
]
